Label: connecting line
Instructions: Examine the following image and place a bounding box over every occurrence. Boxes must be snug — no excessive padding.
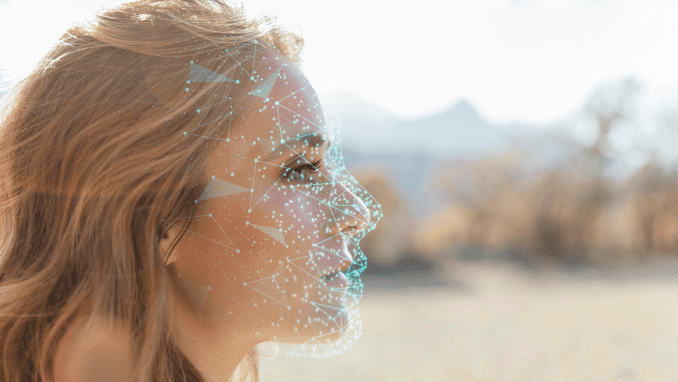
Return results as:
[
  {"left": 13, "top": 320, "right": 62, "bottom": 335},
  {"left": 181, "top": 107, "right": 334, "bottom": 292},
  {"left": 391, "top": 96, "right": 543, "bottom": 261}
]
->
[
  {"left": 276, "top": 141, "right": 332, "bottom": 183},
  {"left": 277, "top": 83, "right": 311, "bottom": 103},
  {"left": 310, "top": 302, "right": 346, "bottom": 319},
  {"left": 187, "top": 92, "right": 199, "bottom": 108},
  {"left": 289, "top": 186, "right": 333, "bottom": 207},
  {"left": 330, "top": 182, "right": 351, "bottom": 200},
  {"left": 186, "top": 89, "right": 232, "bottom": 113},
  {"left": 185, "top": 111, "right": 232, "bottom": 133},
  {"left": 330, "top": 202, "right": 371, "bottom": 224},
  {"left": 187, "top": 89, "right": 233, "bottom": 99},
  {"left": 226, "top": 50, "right": 252, "bottom": 78},
  {"left": 317, "top": 285, "right": 350, "bottom": 294},
  {"left": 290, "top": 183, "right": 369, "bottom": 227},
  {"left": 286, "top": 255, "right": 323, "bottom": 280},
  {"left": 329, "top": 205, "right": 370, "bottom": 225},
  {"left": 188, "top": 96, "right": 231, "bottom": 113},
  {"left": 251, "top": 42, "right": 257, "bottom": 75},
  {"left": 166, "top": 219, "right": 238, "bottom": 252},
  {"left": 203, "top": 213, "right": 239, "bottom": 252},
  {"left": 184, "top": 133, "right": 229, "bottom": 141},
  {"left": 325, "top": 204, "right": 370, "bottom": 229},
  {"left": 313, "top": 233, "right": 346, "bottom": 248},
  {"left": 243, "top": 275, "right": 289, "bottom": 308},
  {"left": 277, "top": 104, "right": 323, "bottom": 129},
  {"left": 248, "top": 160, "right": 289, "bottom": 210}
]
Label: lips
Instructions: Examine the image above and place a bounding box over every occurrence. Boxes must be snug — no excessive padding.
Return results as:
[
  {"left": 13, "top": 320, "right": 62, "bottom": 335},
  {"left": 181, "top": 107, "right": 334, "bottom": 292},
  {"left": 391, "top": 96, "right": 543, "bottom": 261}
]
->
[
  {"left": 318, "top": 253, "right": 352, "bottom": 279},
  {"left": 319, "top": 269, "right": 350, "bottom": 288},
  {"left": 319, "top": 258, "right": 350, "bottom": 279}
]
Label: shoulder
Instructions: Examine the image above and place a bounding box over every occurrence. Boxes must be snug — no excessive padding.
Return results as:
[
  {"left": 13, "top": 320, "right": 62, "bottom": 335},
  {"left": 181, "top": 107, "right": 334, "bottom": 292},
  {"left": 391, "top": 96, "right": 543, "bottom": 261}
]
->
[{"left": 54, "top": 316, "right": 135, "bottom": 382}]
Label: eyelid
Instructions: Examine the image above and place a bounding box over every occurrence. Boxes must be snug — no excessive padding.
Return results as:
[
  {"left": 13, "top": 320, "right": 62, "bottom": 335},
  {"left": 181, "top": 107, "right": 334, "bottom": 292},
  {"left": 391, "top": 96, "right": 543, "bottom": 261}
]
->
[
  {"left": 284, "top": 158, "right": 323, "bottom": 183},
  {"left": 284, "top": 154, "right": 322, "bottom": 169},
  {"left": 283, "top": 154, "right": 303, "bottom": 168}
]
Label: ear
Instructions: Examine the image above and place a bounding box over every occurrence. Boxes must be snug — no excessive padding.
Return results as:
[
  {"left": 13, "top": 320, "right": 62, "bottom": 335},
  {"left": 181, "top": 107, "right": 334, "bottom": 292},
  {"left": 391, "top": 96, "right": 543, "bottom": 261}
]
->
[{"left": 159, "top": 225, "right": 182, "bottom": 265}]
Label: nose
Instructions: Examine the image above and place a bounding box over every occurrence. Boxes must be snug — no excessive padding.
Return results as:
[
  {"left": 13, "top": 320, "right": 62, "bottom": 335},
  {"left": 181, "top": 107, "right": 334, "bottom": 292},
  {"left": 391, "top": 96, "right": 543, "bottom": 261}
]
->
[{"left": 327, "top": 182, "right": 371, "bottom": 238}]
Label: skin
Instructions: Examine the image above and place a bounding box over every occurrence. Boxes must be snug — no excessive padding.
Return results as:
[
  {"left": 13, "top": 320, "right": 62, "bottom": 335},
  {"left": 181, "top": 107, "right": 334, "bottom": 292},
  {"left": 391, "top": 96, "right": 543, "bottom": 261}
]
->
[{"left": 160, "top": 55, "right": 372, "bottom": 381}]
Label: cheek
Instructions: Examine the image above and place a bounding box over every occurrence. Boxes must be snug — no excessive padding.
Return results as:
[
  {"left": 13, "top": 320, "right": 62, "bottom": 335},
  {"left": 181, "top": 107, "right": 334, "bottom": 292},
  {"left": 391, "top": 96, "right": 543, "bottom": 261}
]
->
[{"left": 175, "top": 180, "right": 345, "bottom": 325}]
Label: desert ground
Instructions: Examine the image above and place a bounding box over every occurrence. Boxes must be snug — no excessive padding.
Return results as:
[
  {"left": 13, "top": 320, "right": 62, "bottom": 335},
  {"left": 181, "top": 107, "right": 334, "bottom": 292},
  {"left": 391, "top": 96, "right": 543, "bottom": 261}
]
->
[{"left": 259, "top": 258, "right": 678, "bottom": 382}]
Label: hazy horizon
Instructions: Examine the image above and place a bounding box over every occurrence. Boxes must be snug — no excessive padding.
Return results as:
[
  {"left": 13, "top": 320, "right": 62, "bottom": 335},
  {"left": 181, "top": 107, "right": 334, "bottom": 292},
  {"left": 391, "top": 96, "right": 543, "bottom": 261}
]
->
[{"left": 2, "top": 0, "right": 678, "bottom": 126}]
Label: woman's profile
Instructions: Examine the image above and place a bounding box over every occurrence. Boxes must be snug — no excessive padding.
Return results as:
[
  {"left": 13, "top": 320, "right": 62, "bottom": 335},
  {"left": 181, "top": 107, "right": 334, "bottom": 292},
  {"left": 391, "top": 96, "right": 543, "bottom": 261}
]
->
[{"left": 0, "top": 1, "right": 381, "bottom": 381}]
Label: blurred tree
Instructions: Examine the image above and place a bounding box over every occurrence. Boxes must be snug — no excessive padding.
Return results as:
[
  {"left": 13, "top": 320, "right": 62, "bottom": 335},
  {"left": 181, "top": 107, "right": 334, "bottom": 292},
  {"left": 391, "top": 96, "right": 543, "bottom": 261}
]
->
[{"left": 583, "top": 76, "right": 641, "bottom": 175}]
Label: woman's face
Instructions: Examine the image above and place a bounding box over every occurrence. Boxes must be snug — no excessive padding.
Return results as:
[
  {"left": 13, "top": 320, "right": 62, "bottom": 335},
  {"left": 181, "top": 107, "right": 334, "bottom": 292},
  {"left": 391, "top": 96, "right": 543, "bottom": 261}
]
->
[{"left": 166, "top": 56, "right": 380, "bottom": 356}]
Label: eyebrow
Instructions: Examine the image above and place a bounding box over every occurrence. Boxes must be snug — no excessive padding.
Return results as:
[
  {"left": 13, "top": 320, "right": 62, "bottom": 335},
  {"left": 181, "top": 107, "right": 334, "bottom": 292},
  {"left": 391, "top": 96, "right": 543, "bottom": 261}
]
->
[{"left": 264, "top": 133, "right": 327, "bottom": 161}]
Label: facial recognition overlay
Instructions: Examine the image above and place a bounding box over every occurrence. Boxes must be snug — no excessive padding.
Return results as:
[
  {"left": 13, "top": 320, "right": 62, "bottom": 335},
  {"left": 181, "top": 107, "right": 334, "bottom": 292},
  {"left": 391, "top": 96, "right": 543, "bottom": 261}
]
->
[{"left": 154, "top": 38, "right": 382, "bottom": 358}]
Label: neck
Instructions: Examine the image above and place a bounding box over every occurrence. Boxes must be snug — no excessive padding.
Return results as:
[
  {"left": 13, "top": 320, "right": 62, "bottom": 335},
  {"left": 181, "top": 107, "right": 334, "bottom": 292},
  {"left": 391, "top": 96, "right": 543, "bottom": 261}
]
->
[{"left": 168, "top": 272, "right": 259, "bottom": 381}]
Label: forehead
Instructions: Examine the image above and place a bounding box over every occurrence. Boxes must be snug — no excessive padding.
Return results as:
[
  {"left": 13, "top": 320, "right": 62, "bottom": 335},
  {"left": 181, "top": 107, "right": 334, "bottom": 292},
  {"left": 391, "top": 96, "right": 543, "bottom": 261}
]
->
[{"left": 243, "top": 58, "right": 325, "bottom": 146}]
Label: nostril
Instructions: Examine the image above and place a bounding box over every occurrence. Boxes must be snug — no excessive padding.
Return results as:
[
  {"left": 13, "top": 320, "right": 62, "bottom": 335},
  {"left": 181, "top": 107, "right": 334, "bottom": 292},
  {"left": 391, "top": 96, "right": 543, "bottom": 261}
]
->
[{"left": 342, "top": 225, "right": 358, "bottom": 235}]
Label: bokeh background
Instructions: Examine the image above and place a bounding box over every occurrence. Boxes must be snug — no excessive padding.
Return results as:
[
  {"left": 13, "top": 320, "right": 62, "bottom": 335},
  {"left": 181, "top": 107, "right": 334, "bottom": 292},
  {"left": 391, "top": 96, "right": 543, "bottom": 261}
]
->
[{"left": 3, "top": 0, "right": 678, "bottom": 381}]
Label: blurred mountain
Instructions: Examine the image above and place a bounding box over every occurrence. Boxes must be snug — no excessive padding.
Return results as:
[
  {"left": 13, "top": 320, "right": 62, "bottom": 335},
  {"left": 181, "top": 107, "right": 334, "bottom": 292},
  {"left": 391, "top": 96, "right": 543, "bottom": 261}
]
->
[
  {"left": 0, "top": 71, "right": 13, "bottom": 101},
  {"left": 326, "top": 91, "right": 584, "bottom": 220},
  {"left": 324, "top": 91, "right": 538, "bottom": 155},
  {"left": 0, "top": 76, "right": 8, "bottom": 101}
]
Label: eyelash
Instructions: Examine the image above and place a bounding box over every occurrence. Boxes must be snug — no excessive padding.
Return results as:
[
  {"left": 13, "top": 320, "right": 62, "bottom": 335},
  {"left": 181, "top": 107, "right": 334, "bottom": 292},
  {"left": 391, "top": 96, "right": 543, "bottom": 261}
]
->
[{"left": 285, "top": 159, "right": 323, "bottom": 183}]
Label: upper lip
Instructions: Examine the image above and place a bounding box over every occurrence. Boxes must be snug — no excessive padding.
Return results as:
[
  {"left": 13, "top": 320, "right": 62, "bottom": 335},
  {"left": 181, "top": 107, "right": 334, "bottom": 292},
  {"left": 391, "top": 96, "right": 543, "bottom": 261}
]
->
[
  {"left": 320, "top": 259, "right": 351, "bottom": 278},
  {"left": 317, "top": 239, "right": 353, "bottom": 278}
]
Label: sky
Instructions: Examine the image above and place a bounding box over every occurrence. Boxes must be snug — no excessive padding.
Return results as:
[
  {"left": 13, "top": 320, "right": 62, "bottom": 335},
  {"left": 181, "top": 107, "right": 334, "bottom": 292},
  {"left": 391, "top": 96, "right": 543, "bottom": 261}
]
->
[{"left": 1, "top": 0, "right": 678, "bottom": 126}]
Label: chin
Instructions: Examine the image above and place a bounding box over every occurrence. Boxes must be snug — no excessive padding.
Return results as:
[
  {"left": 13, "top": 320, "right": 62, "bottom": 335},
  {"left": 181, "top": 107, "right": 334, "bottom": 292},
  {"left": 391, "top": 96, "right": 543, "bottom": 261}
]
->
[{"left": 258, "top": 296, "right": 362, "bottom": 357}]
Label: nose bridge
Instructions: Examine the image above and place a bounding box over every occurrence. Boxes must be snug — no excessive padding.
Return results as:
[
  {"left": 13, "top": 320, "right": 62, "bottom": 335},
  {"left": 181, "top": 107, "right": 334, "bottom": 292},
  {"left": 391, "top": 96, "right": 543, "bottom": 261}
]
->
[{"left": 331, "top": 181, "right": 371, "bottom": 235}]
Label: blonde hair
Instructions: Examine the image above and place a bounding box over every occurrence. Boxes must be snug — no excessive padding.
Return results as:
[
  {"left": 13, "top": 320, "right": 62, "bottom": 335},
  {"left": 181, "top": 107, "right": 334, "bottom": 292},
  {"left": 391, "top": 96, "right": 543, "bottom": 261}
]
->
[{"left": 0, "top": 1, "right": 303, "bottom": 381}]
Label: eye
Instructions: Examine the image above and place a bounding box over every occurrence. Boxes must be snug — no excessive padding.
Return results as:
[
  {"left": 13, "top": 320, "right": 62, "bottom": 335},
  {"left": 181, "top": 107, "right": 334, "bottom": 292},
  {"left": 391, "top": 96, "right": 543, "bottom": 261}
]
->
[{"left": 284, "top": 158, "right": 323, "bottom": 183}]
